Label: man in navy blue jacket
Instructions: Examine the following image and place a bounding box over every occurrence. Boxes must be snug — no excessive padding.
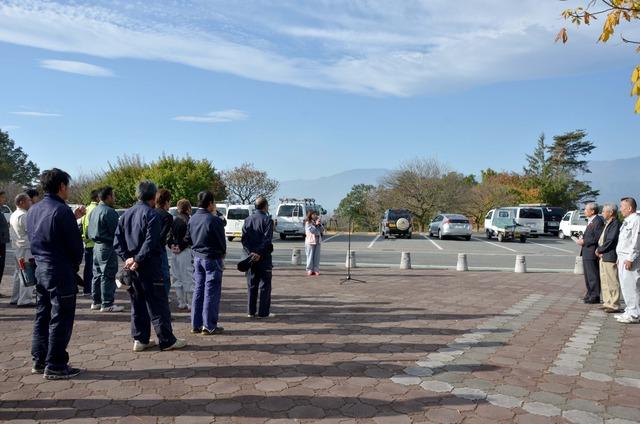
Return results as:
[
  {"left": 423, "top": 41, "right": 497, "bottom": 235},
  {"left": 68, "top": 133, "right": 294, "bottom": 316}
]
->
[
  {"left": 241, "top": 196, "right": 274, "bottom": 318},
  {"left": 186, "top": 191, "right": 226, "bottom": 335},
  {"left": 114, "top": 180, "right": 185, "bottom": 352},
  {"left": 27, "top": 168, "right": 85, "bottom": 379}
]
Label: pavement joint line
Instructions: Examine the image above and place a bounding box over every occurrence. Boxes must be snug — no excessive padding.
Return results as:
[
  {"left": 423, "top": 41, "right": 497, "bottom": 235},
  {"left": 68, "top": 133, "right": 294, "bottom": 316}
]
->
[
  {"left": 471, "top": 237, "right": 518, "bottom": 253},
  {"left": 528, "top": 240, "right": 575, "bottom": 254},
  {"left": 367, "top": 235, "right": 381, "bottom": 249}
]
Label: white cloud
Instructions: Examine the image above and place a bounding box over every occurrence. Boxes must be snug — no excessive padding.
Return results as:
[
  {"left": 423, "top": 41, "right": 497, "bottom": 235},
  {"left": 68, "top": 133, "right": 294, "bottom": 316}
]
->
[
  {"left": 40, "top": 59, "right": 114, "bottom": 77},
  {"left": 0, "top": 0, "right": 637, "bottom": 96},
  {"left": 11, "top": 111, "right": 62, "bottom": 117},
  {"left": 173, "top": 109, "right": 248, "bottom": 124}
]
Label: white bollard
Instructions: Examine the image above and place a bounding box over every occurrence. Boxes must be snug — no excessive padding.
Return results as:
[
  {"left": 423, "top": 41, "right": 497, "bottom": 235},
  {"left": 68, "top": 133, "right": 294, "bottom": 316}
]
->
[
  {"left": 291, "top": 248, "right": 301, "bottom": 265},
  {"left": 456, "top": 253, "right": 468, "bottom": 272},
  {"left": 514, "top": 255, "right": 527, "bottom": 273},
  {"left": 573, "top": 256, "right": 584, "bottom": 275},
  {"left": 345, "top": 251, "right": 357, "bottom": 269},
  {"left": 400, "top": 252, "right": 412, "bottom": 269}
]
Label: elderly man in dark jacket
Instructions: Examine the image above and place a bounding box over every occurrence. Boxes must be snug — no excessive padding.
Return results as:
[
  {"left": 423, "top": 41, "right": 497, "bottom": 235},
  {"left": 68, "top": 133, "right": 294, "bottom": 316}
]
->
[
  {"left": 186, "top": 191, "right": 226, "bottom": 335},
  {"left": 114, "top": 180, "right": 185, "bottom": 352},
  {"left": 577, "top": 202, "right": 605, "bottom": 304},
  {"left": 596, "top": 203, "right": 621, "bottom": 312},
  {"left": 241, "top": 196, "right": 274, "bottom": 318},
  {"left": 26, "top": 169, "right": 85, "bottom": 379}
]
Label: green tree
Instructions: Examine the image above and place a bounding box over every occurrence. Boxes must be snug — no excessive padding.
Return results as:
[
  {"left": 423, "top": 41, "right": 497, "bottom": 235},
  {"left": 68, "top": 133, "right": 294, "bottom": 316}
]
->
[
  {"left": 0, "top": 129, "right": 40, "bottom": 186},
  {"left": 100, "top": 156, "right": 150, "bottom": 207},
  {"left": 335, "top": 184, "right": 378, "bottom": 231}
]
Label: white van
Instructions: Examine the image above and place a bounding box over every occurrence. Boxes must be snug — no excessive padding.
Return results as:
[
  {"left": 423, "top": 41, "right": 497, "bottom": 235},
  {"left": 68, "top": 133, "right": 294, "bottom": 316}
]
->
[
  {"left": 225, "top": 204, "right": 255, "bottom": 241},
  {"left": 485, "top": 207, "right": 544, "bottom": 236},
  {"left": 558, "top": 210, "right": 588, "bottom": 239},
  {"left": 275, "top": 198, "right": 326, "bottom": 240}
]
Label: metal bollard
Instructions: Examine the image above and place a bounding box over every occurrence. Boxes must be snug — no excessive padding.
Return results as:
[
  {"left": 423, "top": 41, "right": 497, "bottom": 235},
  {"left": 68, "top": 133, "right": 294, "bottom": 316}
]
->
[
  {"left": 456, "top": 253, "right": 468, "bottom": 271},
  {"left": 573, "top": 256, "right": 584, "bottom": 275},
  {"left": 345, "top": 251, "right": 357, "bottom": 269},
  {"left": 291, "top": 248, "right": 301, "bottom": 265},
  {"left": 400, "top": 252, "right": 412, "bottom": 269},
  {"left": 514, "top": 255, "right": 527, "bottom": 273}
]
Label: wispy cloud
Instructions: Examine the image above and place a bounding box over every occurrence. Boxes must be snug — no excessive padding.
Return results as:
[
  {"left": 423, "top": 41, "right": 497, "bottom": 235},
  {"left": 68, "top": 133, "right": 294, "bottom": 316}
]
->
[
  {"left": 40, "top": 59, "right": 114, "bottom": 77},
  {"left": 1, "top": 125, "right": 20, "bottom": 130},
  {"left": 0, "top": 0, "right": 634, "bottom": 96},
  {"left": 11, "top": 111, "right": 62, "bottom": 117},
  {"left": 173, "top": 109, "right": 248, "bottom": 124}
]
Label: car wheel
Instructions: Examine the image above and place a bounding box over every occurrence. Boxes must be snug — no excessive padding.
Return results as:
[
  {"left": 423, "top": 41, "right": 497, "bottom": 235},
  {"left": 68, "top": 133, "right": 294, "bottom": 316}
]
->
[
  {"left": 486, "top": 230, "right": 492, "bottom": 240},
  {"left": 384, "top": 231, "right": 389, "bottom": 239},
  {"left": 558, "top": 231, "right": 565, "bottom": 240},
  {"left": 520, "top": 236, "right": 527, "bottom": 243},
  {"left": 280, "top": 233, "right": 286, "bottom": 240},
  {"left": 227, "top": 236, "right": 234, "bottom": 242},
  {"left": 497, "top": 232, "right": 504, "bottom": 242},
  {"left": 465, "top": 235, "right": 471, "bottom": 241},
  {"left": 407, "top": 233, "right": 412, "bottom": 239}
]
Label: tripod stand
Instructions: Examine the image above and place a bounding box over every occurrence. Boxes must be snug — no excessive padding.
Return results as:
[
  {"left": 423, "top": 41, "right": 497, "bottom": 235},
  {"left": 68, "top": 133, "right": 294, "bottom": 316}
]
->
[{"left": 339, "top": 216, "right": 366, "bottom": 284}]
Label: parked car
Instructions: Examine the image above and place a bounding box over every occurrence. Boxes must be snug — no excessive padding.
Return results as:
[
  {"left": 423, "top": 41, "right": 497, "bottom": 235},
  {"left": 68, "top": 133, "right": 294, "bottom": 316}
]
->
[
  {"left": 558, "top": 210, "right": 588, "bottom": 239},
  {"left": 225, "top": 204, "right": 255, "bottom": 241},
  {"left": 486, "top": 206, "right": 544, "bottom": 237},
  {"left": 484, "top": 208, "right": 530, "bottom": 242},
  {"left": 428, "top": 213, "right": 472, "bottom": 240},
  {"left": 380, "top": 209, "right": 413, "bottom": 239},
  {"left": 542, "top": 206, "right": 566, "bottom": 236},
  {"left": 1, "top": 204, "right": 11, "bottom": 223},
  {"left": 275, "top": 198, "right": 325, "bottom": 240}
]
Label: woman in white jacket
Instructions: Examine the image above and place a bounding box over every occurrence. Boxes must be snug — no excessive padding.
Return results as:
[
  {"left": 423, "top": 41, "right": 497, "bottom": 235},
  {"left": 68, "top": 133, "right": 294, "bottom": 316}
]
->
[{"left": 304, "top": 210, "right": 323, "bottom": 276}]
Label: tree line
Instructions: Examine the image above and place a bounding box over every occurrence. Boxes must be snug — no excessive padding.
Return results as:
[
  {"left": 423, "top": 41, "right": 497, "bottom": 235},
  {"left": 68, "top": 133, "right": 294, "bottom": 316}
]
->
[
  {"left": 0, "top": 129, "right": 279, "bottom": 208},
  {"left": 335, "top": 130, "right": 599, "bottom": 231}
]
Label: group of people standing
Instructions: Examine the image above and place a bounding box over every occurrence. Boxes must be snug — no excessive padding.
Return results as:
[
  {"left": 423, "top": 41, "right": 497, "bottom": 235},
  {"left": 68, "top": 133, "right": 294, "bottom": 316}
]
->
[
  {"left": 578, "top": 198, "right": 640, "bottom": 323},
  {"left": 0, "top": 168, "right": 275, "bottom": 380}
]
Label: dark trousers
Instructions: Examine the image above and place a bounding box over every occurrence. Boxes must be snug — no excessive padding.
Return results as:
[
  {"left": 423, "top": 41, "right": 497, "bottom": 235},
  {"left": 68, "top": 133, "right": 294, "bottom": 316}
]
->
[
  {"left": 31, "top": 269, "right": 76, "bottom": 371},
  {"left": 583, "top": 259, "right": 601, "bottom": 301},
  {"left": 92, "top": 244, "right": 118, "bottom": 307},
  {"left": 192, "top": 257, "right": 223, "bottom": 330},
  {"left": 82, "top": 247, "right": 93, "bottom": 294},
  {"left": 130, "top": 274, "right": 177, "bottom": 349},
  {"left": 0, "top": 243, "right": 6, "bottom": 287},
  {"left": 161, "top": 250, "right": 170, "bottom": 296},
  {"left": 246, "top": 266, "right": 272, "bottom": 317}
]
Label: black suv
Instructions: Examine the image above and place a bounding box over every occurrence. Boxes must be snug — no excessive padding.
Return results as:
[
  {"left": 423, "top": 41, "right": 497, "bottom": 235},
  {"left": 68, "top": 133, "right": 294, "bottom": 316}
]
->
[{"left": 381, "top": 209, "right": 413, "bottom": 239}]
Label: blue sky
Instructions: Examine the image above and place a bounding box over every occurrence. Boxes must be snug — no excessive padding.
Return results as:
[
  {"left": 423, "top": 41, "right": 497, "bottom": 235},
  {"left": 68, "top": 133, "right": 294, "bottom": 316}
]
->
[{"left": 0, "top": 0, "right": 638, "bottom": 182}]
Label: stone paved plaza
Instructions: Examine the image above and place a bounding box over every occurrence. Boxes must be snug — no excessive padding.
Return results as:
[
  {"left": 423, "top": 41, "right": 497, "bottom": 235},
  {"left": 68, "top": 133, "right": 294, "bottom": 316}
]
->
[{"left": 1, "top": 267, "right": 640, "bottom": 423}]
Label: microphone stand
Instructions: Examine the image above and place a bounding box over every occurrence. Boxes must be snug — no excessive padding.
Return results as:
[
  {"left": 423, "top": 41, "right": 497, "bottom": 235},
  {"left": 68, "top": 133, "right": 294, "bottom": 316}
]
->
[{"left": 340, "top": 216, "right": 366, "bottom": 284}]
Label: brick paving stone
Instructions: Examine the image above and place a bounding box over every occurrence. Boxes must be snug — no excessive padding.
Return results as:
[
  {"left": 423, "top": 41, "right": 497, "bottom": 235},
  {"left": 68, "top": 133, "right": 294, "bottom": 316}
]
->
[
  {"left": 522, "top": 402, "right": 562, "bottom": 417},
  {"left": 563, "top": 409, "right": 604, "bottom": 424}
]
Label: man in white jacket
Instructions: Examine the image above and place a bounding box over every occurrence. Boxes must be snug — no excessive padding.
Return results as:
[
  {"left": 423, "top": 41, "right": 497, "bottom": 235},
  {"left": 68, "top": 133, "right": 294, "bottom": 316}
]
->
[
  {"left": 615, "top": 197, "right": 640, "bottom": 324},
  {"left": 9, "top": 193, "right": 35, "bottom": 306}
]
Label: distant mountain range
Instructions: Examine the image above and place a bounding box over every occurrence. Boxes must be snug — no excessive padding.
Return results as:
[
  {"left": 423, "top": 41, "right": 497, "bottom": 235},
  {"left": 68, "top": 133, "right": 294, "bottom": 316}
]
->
[{"left": 275, "top": 157, "right": 640, "bottom": 212}]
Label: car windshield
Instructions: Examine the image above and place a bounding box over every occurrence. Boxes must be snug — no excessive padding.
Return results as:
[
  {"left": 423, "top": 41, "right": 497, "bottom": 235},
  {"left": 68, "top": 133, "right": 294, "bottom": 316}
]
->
[
  {"left": 544, "top": 207, "right": 566, "bottom": 221},
  {"left": 277, "top": 205, "right": 302, "bottom": 217},
  {"left": 227, "top": 209, "right": 250, "bottom": 220},
  {"left": 519, "top": 208, "right": 543, "bottom": 219},
  {"left": 389, "top": 210, "right": 411, "bottom": 220}
]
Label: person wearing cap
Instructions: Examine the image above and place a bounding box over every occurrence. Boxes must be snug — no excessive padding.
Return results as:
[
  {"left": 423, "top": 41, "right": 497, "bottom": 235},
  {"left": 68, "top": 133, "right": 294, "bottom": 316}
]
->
[{"left": 88, "top": 186, "right": 124, "bottom": 313}]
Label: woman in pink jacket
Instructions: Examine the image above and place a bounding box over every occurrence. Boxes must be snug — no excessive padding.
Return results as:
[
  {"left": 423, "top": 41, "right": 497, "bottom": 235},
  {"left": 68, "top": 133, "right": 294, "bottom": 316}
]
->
[{"left": 305, "top": 210, "right": 323, "bottom": 276}]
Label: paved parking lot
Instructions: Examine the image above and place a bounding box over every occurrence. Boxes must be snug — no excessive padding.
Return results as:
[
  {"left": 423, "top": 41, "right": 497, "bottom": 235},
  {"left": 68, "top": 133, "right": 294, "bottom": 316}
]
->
[
  {"left": 226, "top": 233, "right": 581, "bottom": 272},
  {"left": 2, "top": 268, "right": 640, "bottom": 423}
]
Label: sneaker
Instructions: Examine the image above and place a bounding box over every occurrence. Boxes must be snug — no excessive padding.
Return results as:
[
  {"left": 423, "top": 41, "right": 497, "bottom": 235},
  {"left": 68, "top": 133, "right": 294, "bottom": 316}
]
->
[
  {"left": 90, "top": 304, "right": 101, "bottom": 311},
  {"left": 162, "top": 339, "right": 187, "bottom": 351},
  {"left": 307, "top": 271, "right": 313, "bottom": 276},
  {"left": 133, "top": 339, "right": 157, "bottom": 352},
  {"left": 100, "top": 304, "right": 125, "bottom": 312},
  {"left": 190, "top": 328, "right": 202, "bottom": 334},
  {"left": 247, "top": 314, "right": 256, "bottom": 319},
  {"left": 614, "top": 313, "right": 628, "bottom": 320},
  {"left": 43, "top": 366, "right": 82, "bottom": 380},
  {"left": 256, "top": 313, "right": 276, "bottom": 319},
  {"left": 201, "top": 327, "right": 224, "bottom": 335},
  {"left": 31, "top": 363, "right": 45, "bottom": 374},
  {"left": 617, "top": 315, "right": 640, "bottom": 323}
]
